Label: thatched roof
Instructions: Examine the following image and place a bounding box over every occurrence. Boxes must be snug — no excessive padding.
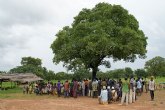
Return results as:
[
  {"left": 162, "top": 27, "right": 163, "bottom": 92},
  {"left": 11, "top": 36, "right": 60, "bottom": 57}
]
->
[{"left": 0, "top": 73, "right": 43, "bottom": 83}]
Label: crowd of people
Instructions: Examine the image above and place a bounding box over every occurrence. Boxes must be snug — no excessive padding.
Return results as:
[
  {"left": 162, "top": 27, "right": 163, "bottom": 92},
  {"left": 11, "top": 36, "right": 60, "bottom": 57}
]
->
[{"left": 23, "top": 76, "right": 156, "bottom": 106}]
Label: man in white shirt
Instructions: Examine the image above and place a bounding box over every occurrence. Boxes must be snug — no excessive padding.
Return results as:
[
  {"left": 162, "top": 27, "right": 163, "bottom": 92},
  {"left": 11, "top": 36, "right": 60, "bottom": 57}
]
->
[
  {"left": 129, "top": 77, "right": 134, "bottom": 103},
  {"left": 82, "top": 80, "right": 85, "bottom": 96},
  {"left": 92, "top": 79, "right": 98, "bottom": 98},
  {"left": 149, "top": 76, "right": 155, "bottom": 101},
  {"left": 98, "top": 86, "right": 108, "bottom": 104}
]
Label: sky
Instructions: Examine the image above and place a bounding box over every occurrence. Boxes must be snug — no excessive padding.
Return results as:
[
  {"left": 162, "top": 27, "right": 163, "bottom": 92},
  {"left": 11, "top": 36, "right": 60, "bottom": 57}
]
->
[{"left": 0, "top": 0, "right": 165, "bottom": 73}]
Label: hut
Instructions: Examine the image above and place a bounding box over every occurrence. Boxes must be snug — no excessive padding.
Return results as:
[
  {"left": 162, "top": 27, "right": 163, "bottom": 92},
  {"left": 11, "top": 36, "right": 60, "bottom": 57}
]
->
[{"left": 0, "top": 73, "right": 43, "bottom": 89}]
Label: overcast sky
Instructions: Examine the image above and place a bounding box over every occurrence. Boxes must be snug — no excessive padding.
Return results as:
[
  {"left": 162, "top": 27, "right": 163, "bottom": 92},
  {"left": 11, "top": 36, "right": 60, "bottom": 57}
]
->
[{"left": 0, "top": 0, "right": 165, "bottom": 73}]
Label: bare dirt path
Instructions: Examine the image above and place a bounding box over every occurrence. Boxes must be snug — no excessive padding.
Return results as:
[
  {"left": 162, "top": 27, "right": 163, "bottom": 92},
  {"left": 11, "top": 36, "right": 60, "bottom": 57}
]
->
[{"left": 0, "top": 90, "right": 164, "bottom": 110}]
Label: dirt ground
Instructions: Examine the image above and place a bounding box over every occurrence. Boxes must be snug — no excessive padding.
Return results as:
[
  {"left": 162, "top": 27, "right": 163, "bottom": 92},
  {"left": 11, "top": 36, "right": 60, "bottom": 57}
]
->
[{"left": 0, "top": 90, "right": 164, "bottom": 110}]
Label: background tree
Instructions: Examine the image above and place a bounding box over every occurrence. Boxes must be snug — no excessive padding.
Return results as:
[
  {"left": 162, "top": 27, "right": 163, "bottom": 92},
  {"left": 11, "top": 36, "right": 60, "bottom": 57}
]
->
[
  {"left": 0, "top": 71, "right": 6, "bottom": 74},
  {"left": 10, "top": 64, "right": 44, "bottom": 78},
  {"left": 145, "top": 56, "right": 165, "bottom": 77},
  {"left": 96, "top": 71, "right": 108, "bottom": 79},
  {"left": 109, "top": 69, "right": 125, "bottom": 79},
  {"left": 10, "top": 56, "right": 49, "bottom": 79},
  {"left": 55, "top": 72, "right": 68, "bottom": 80},
  {"left": 51, "top": 3, "right": 147, "bottom": 79},
  {"left": 21, "top": 57, "right": 42, "bottom": 67},
  {"left": 134, "top": 68, "right": 148, "bottom": 78},
  {"left": 124, "top": 67, "right": 133, "bottom": 78}
]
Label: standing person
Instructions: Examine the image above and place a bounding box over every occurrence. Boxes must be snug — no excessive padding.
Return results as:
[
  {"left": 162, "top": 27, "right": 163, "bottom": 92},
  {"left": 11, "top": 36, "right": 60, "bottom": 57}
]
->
[
  {"left": 61, "top": 83, "right": 64, "bottom": 95},
  {"left": 57, "top": 80, "right": 61, "bottom": 97},
  {"left": 118, "top": 79, "right": 122, "bottom": 100},
  {"left": 78, "top": 80, "right": 82, "bottom": 96},
  {"left": 85, "top": 79, "right": 89, "bottom": 96},
  {"left": 137, "top": 78, "right": 142, "bottom": 96},
  {"left": 149, "top": 76, "right": 155, "bottom": 101},
  {"left": 25, "top": 84, "right": 29, "bottom": 94},
  {"left": 64, "top": 80, "right": 69, "bottom": 98},
  {"left": 82, "top": 79, "right": 85, "bottom": 96},
  {"left": 118, "top": 79, "right": 122, "bottom": 88},
  {"left": 145, "top": 77, "right": 149, "bottom": 93},
  {"left": 92, "top": 79, "right": 98, "bottom": 98},
  {"left": 29, "top": 84, "right": 32, "bottom": 94},
  {"left": 53, "top": 83, "right": 57, "bottom": 95},
  {"left": 115, "top": 81, "right": 120, "bottom": 101},
  {"left": 23, "top": 85, "right": 26, "bottom": 94},
  {"left": 120, "top": 78, "right": 129, "bottom": 106},
  {"left": 98, "top": 78, "right": 102, "bottom": 96},
  {"left": 111, "top": 86, "right": 118, "bottom": 102},
  {"left": 129, "top": 77, "right": 134, "bottom": 103},
  {"left": 141, "top": 78, "right": 145, "bottom": 93},
  {"left": 88, "top": 79, "right": 92, "bottom": 97},
  {"left": 73, "top": 79, "right": 78, "bottom": 98},
  {"left": 107, "top": 86, "right": 112, "bottom": 104},
  {"left": 133, "top": 78, "right": 136, "bottom": 102},
  {"left": 69, "top": 80, "right": 74, "bottom": 97}
]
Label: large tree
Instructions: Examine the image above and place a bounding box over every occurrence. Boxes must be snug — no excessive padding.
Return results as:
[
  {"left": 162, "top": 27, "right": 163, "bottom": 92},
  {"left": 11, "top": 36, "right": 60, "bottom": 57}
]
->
[
  {"left": 145, "top": 56, "right": 165, "bottom": 77},
  {"left": 51, "top": 3, "right": 147, "bottom": 79}
]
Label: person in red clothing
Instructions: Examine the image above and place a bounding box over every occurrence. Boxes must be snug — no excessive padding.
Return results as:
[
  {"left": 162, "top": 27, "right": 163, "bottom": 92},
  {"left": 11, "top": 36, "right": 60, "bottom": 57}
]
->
[
  {"left": 64, "top": 80, "right": 69, "bottom": 98},
  {"left": 85, "top": 79, "right": 89, "bottom": 96}
]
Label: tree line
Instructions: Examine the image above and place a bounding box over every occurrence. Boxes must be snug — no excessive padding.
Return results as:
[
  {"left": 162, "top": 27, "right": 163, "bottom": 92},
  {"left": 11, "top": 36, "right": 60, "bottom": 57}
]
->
[{"left": 3, "top": 56, "right": 164, "bottom": 81}]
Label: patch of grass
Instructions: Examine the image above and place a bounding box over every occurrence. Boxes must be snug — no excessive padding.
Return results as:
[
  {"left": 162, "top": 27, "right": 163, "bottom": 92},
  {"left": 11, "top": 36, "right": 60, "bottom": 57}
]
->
[
  {"left": 1, "top": 81, "right": 17, "bottom": 88},
  {"left": 154, "top": 77, "right": 165, "bottom": 84},
  {"left": 0, "top": 88, "right": 22, "bottom": 99},
  {"left": 0, "top": 87, "right": 22, "bottom": 94},
  {"left": 0, "top": 87, "right": 58, "bottom": 99},
  {"left": 0, "top": 87, "right": 22, "bottom": 99}
]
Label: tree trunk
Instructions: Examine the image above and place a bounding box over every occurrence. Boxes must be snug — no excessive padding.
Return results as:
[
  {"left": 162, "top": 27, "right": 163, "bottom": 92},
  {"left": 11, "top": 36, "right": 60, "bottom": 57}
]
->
[{"left": 92, "top": 67, "right": 97, "bottom": 81}]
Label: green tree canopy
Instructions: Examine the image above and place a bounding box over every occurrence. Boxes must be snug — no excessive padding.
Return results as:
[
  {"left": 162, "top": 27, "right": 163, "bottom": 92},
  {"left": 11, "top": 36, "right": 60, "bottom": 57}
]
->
[
  {"left": 10, "top": 56, "right": 52, "bottom": 79},
  {"left": 124, "top": 67, "right": 133, "bottom": 78},
  {"left": 73, "top": 67, "right": 91, "bottom": 80},
  {"left": 134, "top": 68, "right": 148, "bottom": 78},
  {"left": 110, "top": 69, "right": 125, "bottom": 79},
  {"left": 0, "top": 71, "right": 6, "bottom": 73},
  {"left": 145, "top": 56, "right": 165, "bottom": 77},
  {"left": 51, "top": 2, "right": 147, "bottom": 79},
  {"left": 21, "top": 56, "right": 42, "bottom": 67}
]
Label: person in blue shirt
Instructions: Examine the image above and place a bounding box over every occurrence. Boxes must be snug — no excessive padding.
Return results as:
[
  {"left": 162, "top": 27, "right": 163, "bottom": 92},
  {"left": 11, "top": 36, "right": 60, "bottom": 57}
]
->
[
  {"left": 137, "top": 78, "right": 142, "bottom": 96},
  {"left": 57, "top": 80, "right": 61, "bottom": 97}
]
